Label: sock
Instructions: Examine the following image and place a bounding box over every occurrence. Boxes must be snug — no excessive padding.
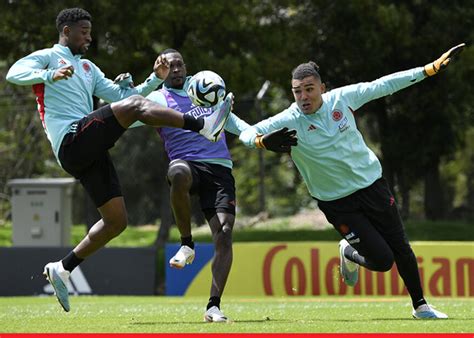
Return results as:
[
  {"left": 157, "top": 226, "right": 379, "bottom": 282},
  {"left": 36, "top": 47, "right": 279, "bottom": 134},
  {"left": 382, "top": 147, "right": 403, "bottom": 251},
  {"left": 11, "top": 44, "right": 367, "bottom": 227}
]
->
[
  {"left": 61, "top": 251, "right": 84, "bottom": 273},
  {"left": 207, "top": 296, "right": 221, "bottom": 310},
  {"left": 183, "top": 114, "right": 204, "bottom": 132},
  {"left": 181, "top": 235, "right": 194, "bottom": 250},
  {"left": 343, "top": 244, "right": 358, "bottom": 261},
  {"left": 413, "top": 298, "right": 427, "bottom": 310}
]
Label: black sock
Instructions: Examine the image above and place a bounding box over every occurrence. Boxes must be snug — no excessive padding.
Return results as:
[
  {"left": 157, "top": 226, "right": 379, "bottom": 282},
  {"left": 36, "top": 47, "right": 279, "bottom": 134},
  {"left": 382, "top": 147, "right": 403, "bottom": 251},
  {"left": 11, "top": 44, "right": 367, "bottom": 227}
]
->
[
  {"left": 413, "top": 298, "right": 427, "bottom": 309},
  {"left": 181, "top": 235, "right": 194, "bottom": 250},
  {"left": 61, "top": 251, "right": 84, "bottom": 273},
  {"left": 207, "top": 296, "right": 221, "bottom": 310},
  {"left": 183, "top": 114, "right": 204, "bottom": 132}
]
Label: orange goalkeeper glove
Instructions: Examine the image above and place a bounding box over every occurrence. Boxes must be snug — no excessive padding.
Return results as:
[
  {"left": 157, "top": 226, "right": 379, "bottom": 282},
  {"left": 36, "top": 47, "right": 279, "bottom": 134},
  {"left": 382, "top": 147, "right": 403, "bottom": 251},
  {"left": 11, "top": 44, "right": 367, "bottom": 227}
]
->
[{"left": 424, "top": 43, "right": 466, "bottom": 76}]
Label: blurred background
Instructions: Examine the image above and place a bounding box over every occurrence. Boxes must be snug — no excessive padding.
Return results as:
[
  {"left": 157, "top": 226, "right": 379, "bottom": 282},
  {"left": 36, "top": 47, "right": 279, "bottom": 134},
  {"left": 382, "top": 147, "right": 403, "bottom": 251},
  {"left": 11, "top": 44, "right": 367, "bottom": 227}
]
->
[{"left": 0, "top": 0, "right": 473, "bottom": 245}]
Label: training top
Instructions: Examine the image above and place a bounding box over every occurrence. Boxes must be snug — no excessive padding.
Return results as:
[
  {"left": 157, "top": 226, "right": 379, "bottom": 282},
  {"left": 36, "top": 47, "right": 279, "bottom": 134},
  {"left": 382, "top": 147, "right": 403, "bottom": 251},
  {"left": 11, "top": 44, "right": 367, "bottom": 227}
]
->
[
  {"left": 147, "top": 77, "right": 250, "bottom": 169},
  {"left": 6, "top": 44, "right": 162, "bottom": 161},
  {"left": 240, "top": 67, "right": 427, "bottom": 201}
]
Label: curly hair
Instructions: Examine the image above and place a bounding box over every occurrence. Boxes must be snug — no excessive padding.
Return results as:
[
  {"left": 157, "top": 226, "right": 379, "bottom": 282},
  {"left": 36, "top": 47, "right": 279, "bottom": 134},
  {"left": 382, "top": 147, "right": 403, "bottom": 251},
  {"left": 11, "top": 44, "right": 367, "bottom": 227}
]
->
[
  {"left": 292, "top": 61, "right": 321, "bottom": 81},
  {"left": 56, "top": 8, "right": 92, "bottom": 33}
]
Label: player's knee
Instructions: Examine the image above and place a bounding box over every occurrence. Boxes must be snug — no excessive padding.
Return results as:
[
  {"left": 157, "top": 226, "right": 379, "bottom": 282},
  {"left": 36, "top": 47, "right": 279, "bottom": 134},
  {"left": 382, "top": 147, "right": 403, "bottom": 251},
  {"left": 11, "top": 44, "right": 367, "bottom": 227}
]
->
[
  {"left": 122, "top": 94, "right": 147, "bottom": 115},
  {"left": 167, "top": 167, "right": 191, "bottom": 189},
  {"left": 104, "top": 217, "right": 127, "bottom": 238},
  {"left": 372, "top": 253, "right": 394, "bottom": 272},
  {"left": 214, "top": 227, "right": 233, "bottom": 252}
]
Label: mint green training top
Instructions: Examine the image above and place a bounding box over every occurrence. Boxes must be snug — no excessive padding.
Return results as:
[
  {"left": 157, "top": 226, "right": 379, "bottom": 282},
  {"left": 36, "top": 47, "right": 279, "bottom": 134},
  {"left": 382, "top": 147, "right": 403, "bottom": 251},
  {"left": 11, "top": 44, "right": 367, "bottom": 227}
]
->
[
  {"left": 240, "top": 67, "right": 427, "bottom": 201},
  {"left": 6, "top": 44, "right": 162, "bottom": 162}
]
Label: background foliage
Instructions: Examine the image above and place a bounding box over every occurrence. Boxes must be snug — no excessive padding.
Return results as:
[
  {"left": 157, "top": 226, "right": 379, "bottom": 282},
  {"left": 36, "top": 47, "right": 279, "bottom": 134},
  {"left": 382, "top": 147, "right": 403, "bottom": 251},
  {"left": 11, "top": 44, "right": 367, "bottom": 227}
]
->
[{"left": 0, "top": 0, "right": 473, "bottom": 229}]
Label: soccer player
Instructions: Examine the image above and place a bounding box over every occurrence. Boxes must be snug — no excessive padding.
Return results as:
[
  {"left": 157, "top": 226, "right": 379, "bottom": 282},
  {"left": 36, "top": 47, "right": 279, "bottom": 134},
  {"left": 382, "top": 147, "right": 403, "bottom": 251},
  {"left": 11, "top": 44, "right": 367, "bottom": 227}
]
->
[
  {"left": 5, "top": 8, "right": 233, "bottom": 312},
  {"left": 239, "top": 43, "right": 465, "bottom": 319},
  {"left": 142, "top": 49, "right": 296, "bottom": 322}
]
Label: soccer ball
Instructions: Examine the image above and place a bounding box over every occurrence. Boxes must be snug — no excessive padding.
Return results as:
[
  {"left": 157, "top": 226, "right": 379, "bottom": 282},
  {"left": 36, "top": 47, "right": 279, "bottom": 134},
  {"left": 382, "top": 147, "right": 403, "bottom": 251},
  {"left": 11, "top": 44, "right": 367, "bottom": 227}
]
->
[{"left": 187, "top": 70, "right": 226, "bottom": 108}]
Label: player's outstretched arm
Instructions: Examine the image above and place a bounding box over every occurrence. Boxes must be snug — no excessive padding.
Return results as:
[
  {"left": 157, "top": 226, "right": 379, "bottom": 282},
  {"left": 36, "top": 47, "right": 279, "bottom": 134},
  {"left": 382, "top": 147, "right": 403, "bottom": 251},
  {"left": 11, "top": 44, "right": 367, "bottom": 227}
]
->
[
  {"left": 255, "top": 127, "right": 298, "bottom": 153},
  {"left": 424, "top": 43, "right": 466, "bottom": 76}
]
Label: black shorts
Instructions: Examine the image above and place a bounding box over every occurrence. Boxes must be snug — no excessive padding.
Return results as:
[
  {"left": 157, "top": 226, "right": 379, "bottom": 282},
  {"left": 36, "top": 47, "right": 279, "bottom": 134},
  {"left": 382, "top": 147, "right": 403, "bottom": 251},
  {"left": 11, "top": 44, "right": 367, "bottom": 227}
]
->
[
  {"left": 316, "top": 178, "right": 412, "bottom": 262},
  {"left": 58, "top": 104, "right": 126, "bottom": 208},
  {"left": 187, "top": 161, "right": 236, "bottom": 216}
]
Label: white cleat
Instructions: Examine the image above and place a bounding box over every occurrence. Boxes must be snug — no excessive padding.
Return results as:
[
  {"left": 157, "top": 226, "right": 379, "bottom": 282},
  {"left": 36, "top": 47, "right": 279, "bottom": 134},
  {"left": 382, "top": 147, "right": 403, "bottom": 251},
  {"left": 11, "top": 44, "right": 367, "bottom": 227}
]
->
[
  {"left": 199, "top": 92, "right": 233, "bottom": 142},
  {"left": 412, "top": 304, "right": 448, "bottom": 319},
  {"left": 338, "top": 239, "right": 359, "bottom": 287},
  {"left": 204, "top": 306, "right": 228, "bottom": 323},
  {"left": 43, "top": 261, "right": 71, "bottom": 312},
  {"left": 169, "top": 245, "right": 195, "bottom": 269}
]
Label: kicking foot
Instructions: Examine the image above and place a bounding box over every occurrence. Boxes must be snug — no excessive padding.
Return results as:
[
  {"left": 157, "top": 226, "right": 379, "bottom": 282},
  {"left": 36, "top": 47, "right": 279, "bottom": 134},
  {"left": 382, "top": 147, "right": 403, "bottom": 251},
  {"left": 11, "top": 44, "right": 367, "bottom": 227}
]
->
[
  {"left": 199, "top": 92, "right": 233, "bottom": 142},
  {"left": 43, "top": 261, "right": 71, "bottom": 312}
]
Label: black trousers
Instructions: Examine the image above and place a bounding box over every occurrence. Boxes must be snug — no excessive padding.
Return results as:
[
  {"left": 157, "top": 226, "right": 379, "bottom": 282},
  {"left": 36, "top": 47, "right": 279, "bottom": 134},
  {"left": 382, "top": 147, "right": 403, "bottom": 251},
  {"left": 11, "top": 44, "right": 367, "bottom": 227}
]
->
[{"left": 317, "top": 178, "right": 425, "bottom": 307}]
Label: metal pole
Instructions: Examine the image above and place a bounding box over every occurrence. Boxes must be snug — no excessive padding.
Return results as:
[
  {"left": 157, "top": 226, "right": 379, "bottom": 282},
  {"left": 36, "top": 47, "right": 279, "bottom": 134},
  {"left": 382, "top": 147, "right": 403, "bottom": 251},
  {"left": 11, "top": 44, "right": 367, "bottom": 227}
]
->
[{"left": 255, "top": 81, "right": 270, "bottom": 212}]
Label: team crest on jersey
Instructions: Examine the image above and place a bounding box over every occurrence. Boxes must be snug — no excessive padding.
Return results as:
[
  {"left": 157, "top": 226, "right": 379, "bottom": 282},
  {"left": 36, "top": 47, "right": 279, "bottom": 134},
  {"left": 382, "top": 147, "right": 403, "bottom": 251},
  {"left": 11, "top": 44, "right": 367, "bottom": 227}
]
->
[
  {"left": 332, "top": 110, "right": 343, "bottom": 121},
  {"left": 82, "top": 62, "right": 93, "bottom": 83}
]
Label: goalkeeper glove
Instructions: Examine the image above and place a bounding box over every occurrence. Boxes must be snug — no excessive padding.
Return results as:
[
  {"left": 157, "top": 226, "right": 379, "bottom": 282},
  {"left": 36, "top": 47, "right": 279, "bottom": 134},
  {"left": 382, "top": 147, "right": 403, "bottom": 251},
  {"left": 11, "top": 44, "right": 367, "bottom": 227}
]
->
[
  {"left": 255, "top": 127, "right": 298, "bottom": 153},
  {"left": 424, "top": 43, "right": 466, "bottom": 76}
]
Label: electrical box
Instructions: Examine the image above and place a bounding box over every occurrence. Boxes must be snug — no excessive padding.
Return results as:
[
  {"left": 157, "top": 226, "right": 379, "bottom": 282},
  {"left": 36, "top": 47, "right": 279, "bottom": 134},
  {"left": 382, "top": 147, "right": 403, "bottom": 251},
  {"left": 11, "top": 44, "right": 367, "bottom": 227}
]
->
[{"left": 8, "top": 178, "right": 75, "bottom": 247}]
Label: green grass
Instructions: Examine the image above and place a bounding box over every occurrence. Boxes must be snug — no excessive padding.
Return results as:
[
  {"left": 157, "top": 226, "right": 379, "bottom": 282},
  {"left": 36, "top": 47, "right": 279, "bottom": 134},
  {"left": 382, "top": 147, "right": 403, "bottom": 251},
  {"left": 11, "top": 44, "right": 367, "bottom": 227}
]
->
[
  {"left": 0, "top": 296, "right": 471, "bottom": 333},
  {"left": 0, "top": 219, "right": 472, "bottom": 248},
  {"left": 0, "top": 218, "right": 474, "bottom": 247},
  {"left": 94, "top": 219, "right": 474, "bottom": 246}
]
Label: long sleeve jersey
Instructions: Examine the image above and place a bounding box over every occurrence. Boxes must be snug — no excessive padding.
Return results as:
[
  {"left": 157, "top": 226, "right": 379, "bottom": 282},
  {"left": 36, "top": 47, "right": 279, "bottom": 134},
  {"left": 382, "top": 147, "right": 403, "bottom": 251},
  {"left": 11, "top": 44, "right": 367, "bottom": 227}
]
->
[
  {"left": 6, "top": 44, "right": 162, "bottom": 161},
  {"left": 146, "top": 77, "right": 250, "bottom": 169},
  {"left": 240, "top": 67, "right": 427, "bottom": 201}
]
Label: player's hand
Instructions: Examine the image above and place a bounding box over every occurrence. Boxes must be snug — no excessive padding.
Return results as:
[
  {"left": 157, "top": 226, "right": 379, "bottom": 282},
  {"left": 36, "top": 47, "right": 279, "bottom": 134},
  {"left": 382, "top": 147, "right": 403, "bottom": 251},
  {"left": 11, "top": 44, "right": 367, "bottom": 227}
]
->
[
  {"left": 154, "top": 55, "right": 170, "bottom": 80},
  {"left": 114, "top": 72, "right": 134, "bottom": 88},
  {"left": 424, "top": 43, "right": 466, "bottom": 76},
  {"left": 53, "top": 65, "right": 74, "bottom": 81},
  {"left": 255, "top": 127, "right": 298, "bottom": 153}
]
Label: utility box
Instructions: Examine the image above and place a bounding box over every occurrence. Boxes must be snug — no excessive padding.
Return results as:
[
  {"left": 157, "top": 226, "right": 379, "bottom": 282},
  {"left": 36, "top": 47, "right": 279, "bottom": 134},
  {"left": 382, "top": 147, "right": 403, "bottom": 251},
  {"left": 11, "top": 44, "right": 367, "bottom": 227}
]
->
[{"left": 8, "top": 178, "right": 76, "bottom": 247}]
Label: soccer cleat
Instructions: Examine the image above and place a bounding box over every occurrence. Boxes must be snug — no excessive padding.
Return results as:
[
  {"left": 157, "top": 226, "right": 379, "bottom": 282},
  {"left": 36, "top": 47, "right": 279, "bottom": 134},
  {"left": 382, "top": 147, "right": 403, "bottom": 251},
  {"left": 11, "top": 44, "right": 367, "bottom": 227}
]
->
[
  {"left": 412, "top": 304, "right": 448, "bottom": 319},
  {"left": 204, "top": 306, "right": 228, "bottom": 323},
  {"left": 43, "top": 261, "right": 71, "bottom": 312},
  {"left": 338, "top": 239, "right": 359, "bottom": 287},
  {"left": 199, "top": 92, "right": 233, "bottom": 142},
  {"left": 169, "top": 245, "right": 195, "bottom": 269}
]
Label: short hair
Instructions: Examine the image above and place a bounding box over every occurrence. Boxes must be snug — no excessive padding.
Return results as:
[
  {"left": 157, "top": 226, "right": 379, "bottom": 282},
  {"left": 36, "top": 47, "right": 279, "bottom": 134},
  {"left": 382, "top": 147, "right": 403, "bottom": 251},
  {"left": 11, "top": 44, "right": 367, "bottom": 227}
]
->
[
  {"left": 292, "top": 61, "right": 321, "bottom": 81},
  {"left": 56, "top": 8, "right": 92, "bottom": 33},
  {"left": 159, "top": 48, "right": 180, "bottom": 56}
]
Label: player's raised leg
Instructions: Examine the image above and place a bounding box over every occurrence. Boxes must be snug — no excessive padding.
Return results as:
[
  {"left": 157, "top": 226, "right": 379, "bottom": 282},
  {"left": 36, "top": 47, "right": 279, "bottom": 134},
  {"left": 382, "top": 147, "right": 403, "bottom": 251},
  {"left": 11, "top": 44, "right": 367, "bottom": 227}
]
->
[{"left": 110, "top": 93, "right": 233, "bottom": 143}]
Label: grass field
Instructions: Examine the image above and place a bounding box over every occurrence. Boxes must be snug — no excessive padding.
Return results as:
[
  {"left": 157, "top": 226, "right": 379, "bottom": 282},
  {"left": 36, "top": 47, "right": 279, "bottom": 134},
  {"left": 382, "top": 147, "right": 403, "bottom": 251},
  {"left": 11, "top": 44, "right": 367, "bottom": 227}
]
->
[
  {"left": 0, "top": 296, "right": 472, "bottom": 333},
  {"left": 1, "top": 219, "right": 473, "bottom": 247}
]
